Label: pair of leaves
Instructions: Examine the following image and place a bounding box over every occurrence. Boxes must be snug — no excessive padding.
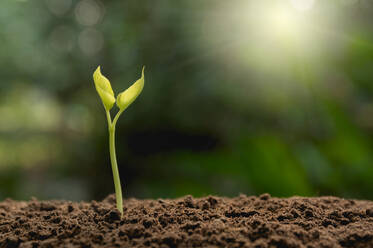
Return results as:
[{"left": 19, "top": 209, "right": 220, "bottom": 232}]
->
[{"left": 93, "top": 66, "right": 145, "bottom": 111}]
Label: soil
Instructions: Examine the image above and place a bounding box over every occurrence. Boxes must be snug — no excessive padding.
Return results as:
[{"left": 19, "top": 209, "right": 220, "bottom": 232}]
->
[{"left": 1, "top": 194, "right": 373, "bottom": 248}]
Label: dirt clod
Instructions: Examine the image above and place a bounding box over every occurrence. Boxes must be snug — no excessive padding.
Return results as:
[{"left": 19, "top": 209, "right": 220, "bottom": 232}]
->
[{"left": 0, "top": 195, "right": 373, "bottom": 247}]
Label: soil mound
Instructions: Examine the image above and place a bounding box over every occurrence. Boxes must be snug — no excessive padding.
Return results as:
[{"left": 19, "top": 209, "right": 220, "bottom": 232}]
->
[{"left": 1, "top": 194, "right": 373, "bottom": 247}]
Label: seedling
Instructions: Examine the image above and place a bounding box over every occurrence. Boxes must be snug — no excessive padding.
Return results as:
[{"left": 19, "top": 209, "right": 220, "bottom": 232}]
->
[{"left": 93, "top": 66, "right": 145, "bottom": 216}]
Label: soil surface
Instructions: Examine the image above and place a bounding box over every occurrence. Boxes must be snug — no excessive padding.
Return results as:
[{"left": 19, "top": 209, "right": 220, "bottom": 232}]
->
[{"left": 1, "top": 194, "right": 373, "bottom": 248}]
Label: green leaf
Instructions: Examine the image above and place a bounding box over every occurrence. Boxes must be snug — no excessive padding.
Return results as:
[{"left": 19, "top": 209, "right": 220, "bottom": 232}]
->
[
  {"left": 93, "top": 66, "right": 116, "bottom": 111},
  {"left": 117, "top": 66, "right": 145, "bottom": 111}
]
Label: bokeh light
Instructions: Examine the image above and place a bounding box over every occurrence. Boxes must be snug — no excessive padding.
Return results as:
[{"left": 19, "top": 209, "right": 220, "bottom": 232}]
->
[
  {"left": 45, "top": 0, "right": 72, "bottom": 16},
  {"left": 78, "top": 28, "right": 104, "bottom": 56},
  {"left": 75, "top": 0, "right": 103, "bottom": 26}
]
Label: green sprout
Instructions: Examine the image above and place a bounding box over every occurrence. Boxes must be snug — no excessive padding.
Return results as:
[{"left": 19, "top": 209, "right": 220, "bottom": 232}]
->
[{"left": 93, "top": 66, "right": 145, "bottom": 216}]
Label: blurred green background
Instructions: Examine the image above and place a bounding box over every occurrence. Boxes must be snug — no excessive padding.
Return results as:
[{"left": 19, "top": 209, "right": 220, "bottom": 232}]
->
[{"left": 1, "top": 0, "right": 373, "bottom": 201}]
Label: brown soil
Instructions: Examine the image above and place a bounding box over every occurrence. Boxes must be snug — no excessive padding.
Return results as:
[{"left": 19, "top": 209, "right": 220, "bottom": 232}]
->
[{"left": 1, "top": 194, "right": 373, "bottom": 248}]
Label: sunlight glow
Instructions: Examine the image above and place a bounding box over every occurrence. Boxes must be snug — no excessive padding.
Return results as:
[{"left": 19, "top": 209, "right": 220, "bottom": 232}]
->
[
  {"left": 198, "top": 0, "right": 334, "bottom": 90},
  {"left": 290, "top": 0, "right": 315, "bottom": 12},
  {"left": 269, "top": 7, "right": 300, "bottom": 37}
]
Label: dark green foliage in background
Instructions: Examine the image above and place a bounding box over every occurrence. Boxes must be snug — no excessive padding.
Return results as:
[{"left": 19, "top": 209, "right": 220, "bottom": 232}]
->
[{"left": 1, "top": 0, "right": 373, "bottom": 201}]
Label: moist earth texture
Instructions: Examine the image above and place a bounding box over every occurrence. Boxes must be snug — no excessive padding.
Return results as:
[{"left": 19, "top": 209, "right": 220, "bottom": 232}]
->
[{"left": 1, "top": 194, "right": 373, "bottom": 248}]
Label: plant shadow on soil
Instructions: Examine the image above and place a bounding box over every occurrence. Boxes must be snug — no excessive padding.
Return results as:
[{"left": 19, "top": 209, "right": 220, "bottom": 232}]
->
[{"left": 1, "top": 194, "right": 373, "bottom": 248}]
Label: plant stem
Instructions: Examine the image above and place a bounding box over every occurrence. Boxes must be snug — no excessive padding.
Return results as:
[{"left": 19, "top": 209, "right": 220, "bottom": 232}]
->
[
  {"left": 113, "top": 109, "right": 124, "bottom": 127},
  {"left": 106, "top": 110, "right": 123, "bottom": 217}
]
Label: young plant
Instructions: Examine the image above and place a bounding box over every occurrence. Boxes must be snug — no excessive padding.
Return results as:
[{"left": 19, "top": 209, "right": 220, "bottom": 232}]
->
[{"left": 93, "top": 66, "right": 145, "bottom": 216}]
